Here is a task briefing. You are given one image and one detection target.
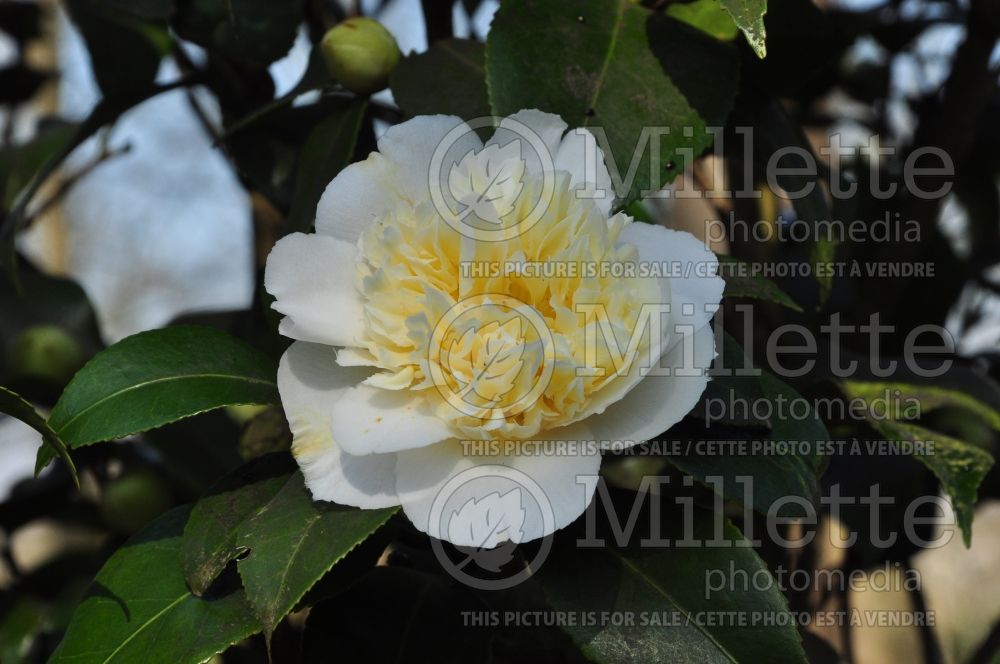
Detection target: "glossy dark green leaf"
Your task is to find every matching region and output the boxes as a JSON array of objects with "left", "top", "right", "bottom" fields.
[
  {"left": 841, "top": 380, "right": 997, "bottom": 546},
  {"left": 667, "top": 0, "right": 739, "bottom": 41},
  {"left": 693, "top": 331, "right": 768, "bottom": 429},
  {"left": 841, "top": 380, "right": 1000, "bottom": 430},
  {"left": 171, "top": 0, "right": 302, "bottom": 68},
  {"left": 540, "top": 509, "right": 806, "bottom": 663},
  {"left": 0, "top": 385, "right": 77, "bottom": 484},
  {"left": 234, "top": 471, "right": 397, "bottom": 636},
  {"left": 39, "top": 326, "right": 279, "bottom": 468},
  {"left": 390, "top": 39, "right": 490, "bottom": 121},
  {"left": 65, "top": 0, "right": 168, "bottom": 100},
  {"left": 182, "top": 459, "right": 397, "bottom": 634},
  {"left": 286, "top": 99, "right": 368, "bottom": 233},
  {"left": 743, "top": 98, "right": 833, "bottom": 305},
  {"left": 182, "top": 454, "right": 298, "bottom": 595},
  {"left": 671, "top": 372, "right": 826, "bottom": 516},
  {"left": 222, "top": 47, "right": 331, "bottom": 139},
  {"left": 868, "top": 419, "right": 992, "bottom": 547},
  {"left": 719, "top": 0, "right": 767, "bottom": 57},
  {"left": 716, "top": 254, "right": 802, "bottom": 311},
  {"left": 487, "top": 1, "right": 738, "bottom": 206},
  {"left": 50, "top": 507, "right": 260, "bottom": 664}
]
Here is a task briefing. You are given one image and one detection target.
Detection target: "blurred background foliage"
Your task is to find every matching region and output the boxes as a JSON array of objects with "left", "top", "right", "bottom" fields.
[{"left": 0, "top": 0, "right": 999, "bottom": 662}]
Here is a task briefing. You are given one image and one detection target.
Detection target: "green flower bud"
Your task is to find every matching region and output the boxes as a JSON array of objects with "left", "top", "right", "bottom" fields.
[
  {"left": 320, "top": 17, "right": 401, "bottom": 95},
  {"left": 9, "top": 324, "right": 84, "bottom": 384},
  {"left": 100, "top": 471, "right": 173, "bottom": 534}
]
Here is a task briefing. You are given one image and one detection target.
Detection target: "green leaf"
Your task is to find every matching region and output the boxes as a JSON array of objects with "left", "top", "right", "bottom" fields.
[
  {"left": 623, "top": 200, "right": 654, "bottom": 224},
  {"left": 39, "top": 326, "right": 279, "bottom": 468},
  {"left": 840, "top": 380, "right": 998, "bottom": 546},
  {"left": 65, "top": 0, "right": 167, "bottom": 100},
  {"left": 540, "top": 509, "right": 806, "bottom": 663},
  {"left": 746, "top": 99, "right": 833, "bottom": 305},
  {"left": 841, "top": 380, "right": 1000, "bottom": 430},
  {"left": 868, "top": 419, "right": 993, "bottom": 547},
  {"left": 0, "top": 385, "right": 78, "bottom": 484},
  {"left": 286, "top": 99, "right": 368, "bottom": 233},
  {"left": 671, "top": 372, "right": 826, "bottom": 516},
  {"left": 667, "top": 0, "right": 739, "bottom": 42},
  {"left": 171, "top": 0, "right": 302, "bottom": 68},
  {"left": 221, "top": 47, "right": 331, "bottom": 139},
  {"left": 718, "top": 0, "right": 767, "bottom": 58},
  {"left": 234, "top": 471, "right": 397, "bottom": 636},
  {"left": 182, "top": 458, "right": 397, "bottom": 635},
  {"left": 50, "top": 507, "right": 260, "bottom": 664},
  {"left": 486, "top": 2, "right": 738, "bottom": 206},
  {"left": 390, "top": 39, "right": 491, "bottom": 121},
  {"left": 693, "top": 330, "right": 768, "bottom": 429},
  {"left": 182, "top": 454, "right": 298, "bottom": 595},
  {"left": 716, "top": 254, "right": 802, "bottom": 311}
]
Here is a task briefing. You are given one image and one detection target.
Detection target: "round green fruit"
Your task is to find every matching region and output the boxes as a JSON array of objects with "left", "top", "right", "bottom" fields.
[
  {"left": 9, "top": 324, "right": 84, "bottom": 384},
  {"left": 320, "top": 18, "right": 402, "bottom": 95},
  {"left": 100, "top": 471, "right": 173, "bottom": 534}
]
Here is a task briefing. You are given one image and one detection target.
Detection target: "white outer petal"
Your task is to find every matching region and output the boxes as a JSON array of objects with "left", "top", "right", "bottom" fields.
[
  {"left": 618, "top": 223, "right": 724, "bottom": 339},
  {"left": 558, "top": 252, "right": 670, "bottom": 429},
  {"left": 278, "top": 342, "right": 398, "bottom": 508},
  {"left": 487, "top": 109, "right": 567, "bottom": 177},
  {"left": 264, "top": 232, "right": 366, "bottom": 347},
  {"left": 377, "top": 114, "right": 481, "bottom": 205},
  {"left": 394, "top": 422, "right": 601, "bottom": 545},
  {"left": 315, "top": 152, "right": 397, "bottom": 244},
  {"left": 330, "top": 384, "right": 453, "bottom": 456},
  {"left": 585, "top": 324, "right": 716, "bottom": 449},
  {"left": 316, "top": 115, "right": 481, "bottom": 242},
  {"left": 554, "top": 127, "right": 614, "bottom": 215}
]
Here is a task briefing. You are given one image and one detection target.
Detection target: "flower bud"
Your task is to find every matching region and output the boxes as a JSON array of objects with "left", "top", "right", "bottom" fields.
[
  {"left": 9, "top": 324, "right": 84, "bottom": 384},
  {"left": 100, "top": 471, "right": 173, "bottom": 534},
  {"left": 320, "top": 17, "right": 401, "bottom": 95}
]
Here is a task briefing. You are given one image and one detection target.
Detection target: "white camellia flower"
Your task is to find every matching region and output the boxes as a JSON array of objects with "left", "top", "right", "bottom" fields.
[{"left": 265, "top": 109, "right": 724, "bottom": 546}]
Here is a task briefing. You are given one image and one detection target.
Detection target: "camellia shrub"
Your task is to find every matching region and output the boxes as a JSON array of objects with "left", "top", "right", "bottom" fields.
[{"left": 1, "top": 0, "right": 1000, "bottom": 662}]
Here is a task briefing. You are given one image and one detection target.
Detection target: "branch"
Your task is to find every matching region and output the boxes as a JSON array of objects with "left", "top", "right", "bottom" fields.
[{"left": 25, "top": 140, "right": 132, "bottom": 224}]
